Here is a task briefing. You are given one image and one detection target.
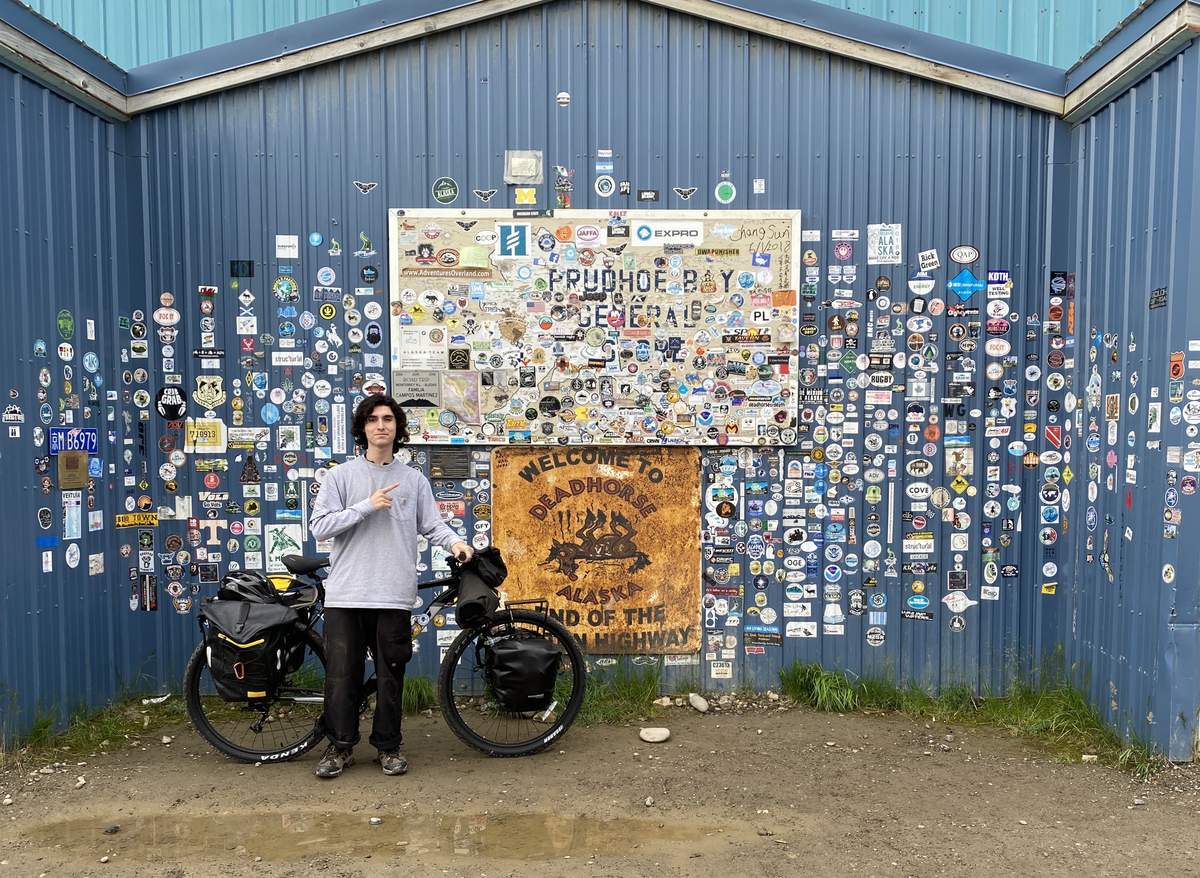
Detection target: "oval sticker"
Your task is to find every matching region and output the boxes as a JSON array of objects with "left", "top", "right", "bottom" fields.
[
  {"left": 906, "top": 482, "right": 932, "bottom": 500},
  {"left": 906, "top": 459, "right": 933, "bottom": 477},
  {"left": 950, "top": 245, "right": 980, "bottom": 264}
]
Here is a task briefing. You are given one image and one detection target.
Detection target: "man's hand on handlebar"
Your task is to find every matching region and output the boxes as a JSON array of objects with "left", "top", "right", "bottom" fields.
[{"left": 451, "top": 541, "right": 474, "bottom": 563}]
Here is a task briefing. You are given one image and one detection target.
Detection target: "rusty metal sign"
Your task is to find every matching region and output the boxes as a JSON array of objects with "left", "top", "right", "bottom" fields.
[{"left": 492, "top": 447, "right": 701, "bottom": 653}]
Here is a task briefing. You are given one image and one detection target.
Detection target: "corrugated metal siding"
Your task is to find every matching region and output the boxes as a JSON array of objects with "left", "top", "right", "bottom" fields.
[
  {"left": 124, "top": 0, "right": 1056, "bottom": 709},
  {"left": 8, "top": 0, "right": 1193, "bottom": 761},
  {"left": 1060, "top": 40, "right": 1200, "bottom": 759},
  {"left": 0, "top": 61, "right": 143, "bottom": 742},
  {"left": 20, "top": 0, "right": 1141, "bottom": 71}
]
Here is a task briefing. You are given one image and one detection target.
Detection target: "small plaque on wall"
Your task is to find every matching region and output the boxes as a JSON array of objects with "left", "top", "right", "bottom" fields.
[{"left": 428, "top": 447, "right": 471, "bottom": 480}]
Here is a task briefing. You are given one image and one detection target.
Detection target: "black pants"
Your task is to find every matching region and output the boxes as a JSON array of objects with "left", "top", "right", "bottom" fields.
[{"left": 321, "top": 607, "right": 413, "bottom": 752}]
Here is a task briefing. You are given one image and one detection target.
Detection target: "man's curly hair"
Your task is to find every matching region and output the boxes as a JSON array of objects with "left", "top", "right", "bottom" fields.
[{"left": 351, "top": 394, "right": 409, "bottom": 452}]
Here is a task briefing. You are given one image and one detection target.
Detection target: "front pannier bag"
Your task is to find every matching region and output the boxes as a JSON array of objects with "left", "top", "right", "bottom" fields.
[
  {"left": 454, "top": 547, "right": 508, "bottom": 627},
  {"left": 199, "top": 599, "right": 299, "bottom": 702}
]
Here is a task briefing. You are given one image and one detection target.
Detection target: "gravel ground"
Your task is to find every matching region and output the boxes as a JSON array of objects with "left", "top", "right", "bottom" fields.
[{"left": 2, "top": 696, "right": 1198, "bottom": 877}]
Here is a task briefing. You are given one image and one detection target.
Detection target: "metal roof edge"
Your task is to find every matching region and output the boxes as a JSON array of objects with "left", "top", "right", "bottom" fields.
[
  {"left": 123, "top": 0, "right": 485, "bottom": 94},
  {"left": 0, "top": 0, "right": 128, "bottom": 118},
  {"left": 1063, "top": 1, "right": 1200, "bottom": 123},
  {"left": 123, "top": 0, "right": 548, "bottom": 112},
  {"left": 2, "top": 0, "right": 1195, "bottom": 125},
  {"left": 1066, "top": 0, "right": 1195, "bottom": 87},
  {"left": 705, "top": 0, "right": 1067, "bottom": 95},
  {"left": 120, "top": 0, "right": 1066, "bottom": 115},
  {"left": 644, "top": 0, "right": 1065, "bottom": 113},
  {"left": 0, "top": 0, "right": 126, "bottom": 89}
]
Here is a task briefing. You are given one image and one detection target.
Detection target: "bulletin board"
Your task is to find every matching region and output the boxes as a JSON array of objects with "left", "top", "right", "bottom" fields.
[{"left": 388, "top": 209, "right": 801, "bottom": 445}]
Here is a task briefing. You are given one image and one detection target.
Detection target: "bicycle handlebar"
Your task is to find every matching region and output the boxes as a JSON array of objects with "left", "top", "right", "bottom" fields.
[{"left": 418, "top": 574, "right": 459, "bottom": 591}]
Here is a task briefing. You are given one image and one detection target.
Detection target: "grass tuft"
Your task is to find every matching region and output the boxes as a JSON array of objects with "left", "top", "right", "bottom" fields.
[
  {"left": 779, "top": 662, "right": 858, "bottom": 712},
  {"left": 779, "top": 661, "right": 1168, "bottom": 779},
  {"left": 0, "top": 693, "right": 189, "bottom": 773},
  {"left": 574, "top": 664, "right": 662, "bottom": 726},
  {"left": 402, "top": 676, "right": 437, "bottom": 715}
]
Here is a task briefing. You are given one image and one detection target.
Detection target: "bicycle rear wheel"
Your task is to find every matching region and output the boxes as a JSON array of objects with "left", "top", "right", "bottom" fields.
[
  {"left": 184, "top": 627, "right": 327, "bottom": 763},
  {"left": 438, "top": 609, "right": 586, "bottom": 757}
]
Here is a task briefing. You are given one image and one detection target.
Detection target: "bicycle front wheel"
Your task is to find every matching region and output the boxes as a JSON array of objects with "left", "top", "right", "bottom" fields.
[
  {"left": 438, "top": 609, "right": 586, "bottom": 757},
  {"left": 184, "top": 627, "right": 327, "bottom": 763}
]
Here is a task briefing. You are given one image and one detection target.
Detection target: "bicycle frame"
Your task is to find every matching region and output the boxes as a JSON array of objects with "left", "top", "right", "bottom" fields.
[
  {"left": 412, "top": 573, "right": 552, "bottom": 637},
  {"left": 412, "top": 575, "right": 460, "bottom": 637}
]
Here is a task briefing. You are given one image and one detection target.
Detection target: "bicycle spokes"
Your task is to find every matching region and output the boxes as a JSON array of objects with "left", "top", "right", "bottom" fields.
[
  {"left": 192, "top": 657, "right": 326, "bottom": 757},
  {"left": 440, "top": 613, "right": 585, "bottom": 754}
]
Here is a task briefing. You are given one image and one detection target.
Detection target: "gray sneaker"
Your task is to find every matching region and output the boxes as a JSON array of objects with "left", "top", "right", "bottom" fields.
[
  {"left": 314, "top": 744, "right": 354, "bottom": 779},
  {"left": 377, "top": 750, "right": 408, "bottom": 776}
]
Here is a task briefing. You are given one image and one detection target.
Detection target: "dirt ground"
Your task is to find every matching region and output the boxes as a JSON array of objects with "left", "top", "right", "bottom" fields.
[{"left": 2, "top": 701, "right": 1199, "bottom": 878}]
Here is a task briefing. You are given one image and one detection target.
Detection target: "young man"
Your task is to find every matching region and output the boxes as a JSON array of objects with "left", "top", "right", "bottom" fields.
[{"left": 309, "top": 394, "right": 472, "bottom": 779}]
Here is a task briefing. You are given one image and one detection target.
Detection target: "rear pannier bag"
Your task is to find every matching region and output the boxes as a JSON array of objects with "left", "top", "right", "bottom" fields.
[
  {"left": 483, "top": 633, "right": 563, "bottom": 713},
  {"left": 199, "top": 599, "right": 300, "bottom": 702}
]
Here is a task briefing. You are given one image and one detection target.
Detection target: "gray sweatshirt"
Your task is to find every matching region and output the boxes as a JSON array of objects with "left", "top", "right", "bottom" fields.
[{"left": 309, "top": 454, "right": 461, "bottom": 609}]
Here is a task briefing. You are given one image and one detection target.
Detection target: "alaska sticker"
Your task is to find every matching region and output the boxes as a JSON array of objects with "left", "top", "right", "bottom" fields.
[{"left": 431, "top": 176, "right": 459, "bottom": 205}]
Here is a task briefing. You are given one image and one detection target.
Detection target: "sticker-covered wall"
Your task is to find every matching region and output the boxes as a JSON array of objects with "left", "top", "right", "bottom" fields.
[
  {"left": 1058, "top": 40, "right": 1200, "bottom": 760},
  {"left": 0, "top": 62, "right": 145, "bottom": 739},
  {"left": 4, "top": 0, "right": 1196, "bottom": 760},
  {"left": 122, "top": 0, "right": 1057, "bottom": 709}
]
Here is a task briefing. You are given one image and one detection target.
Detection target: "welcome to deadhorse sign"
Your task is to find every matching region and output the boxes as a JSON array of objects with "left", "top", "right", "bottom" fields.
[{"left": 492, "top": 447, "right": 700, "bottom": 653}]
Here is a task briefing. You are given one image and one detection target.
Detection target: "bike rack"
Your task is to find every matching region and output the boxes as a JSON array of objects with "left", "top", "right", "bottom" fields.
[{"left": 501, "top": 597, "right": 550, "bottom": 615}]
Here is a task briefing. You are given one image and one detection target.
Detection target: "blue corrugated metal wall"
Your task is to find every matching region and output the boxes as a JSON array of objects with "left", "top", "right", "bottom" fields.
[
  {"left": 1059, "top": 39, "right": 1200, "bottom": 759},
  {"left": 0, "top": 61, "right": 146, "bottom": 741},
  {"left": 121, "top": 0, "right": 1056, "bottom": 709},
  {"left": 3, "top": 0, "right": 1196, "bottom": 761},
  {"left": 20, "top": 0, "right": 1141, "bottom": 71}
]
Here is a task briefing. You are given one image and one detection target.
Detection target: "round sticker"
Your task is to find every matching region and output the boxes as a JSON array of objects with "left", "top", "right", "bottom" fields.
[
  {"left": 714, "top": 180, "right": 736, "bottom": 205},
  {"left": 432, "top": 176, "right": 459, "bottom": 204}
]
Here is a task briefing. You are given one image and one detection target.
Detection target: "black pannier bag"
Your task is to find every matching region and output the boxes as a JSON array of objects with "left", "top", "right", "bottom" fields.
[
  {"left": 455, "top": 570, "right": 499, "bottom": 627},
  {"left": 454, "top": 547, "right": 508, "bottom": 627},
  {"left": 483, "top": 633, "right": 564, "bottom": 713},
  {"left": 199, "top": 599, "right": 300, "bottom": 702},
  {"left": 470, "top": 546, "right": 508, "bottom": 589}
]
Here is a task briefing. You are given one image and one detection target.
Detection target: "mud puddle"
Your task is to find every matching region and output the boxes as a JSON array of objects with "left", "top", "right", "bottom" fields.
[{"left": 25, "top": 811, "right": 725, "bottom": 861}]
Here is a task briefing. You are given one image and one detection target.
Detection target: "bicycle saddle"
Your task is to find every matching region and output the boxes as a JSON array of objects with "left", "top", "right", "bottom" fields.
[{"left": 282, "top": 554, "right": 330, "bottom": 575}]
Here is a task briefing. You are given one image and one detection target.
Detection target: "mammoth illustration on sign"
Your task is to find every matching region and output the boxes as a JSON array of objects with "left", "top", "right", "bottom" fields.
[{"left": 542, "top": 508, "right": 651, "bottom": 581}]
